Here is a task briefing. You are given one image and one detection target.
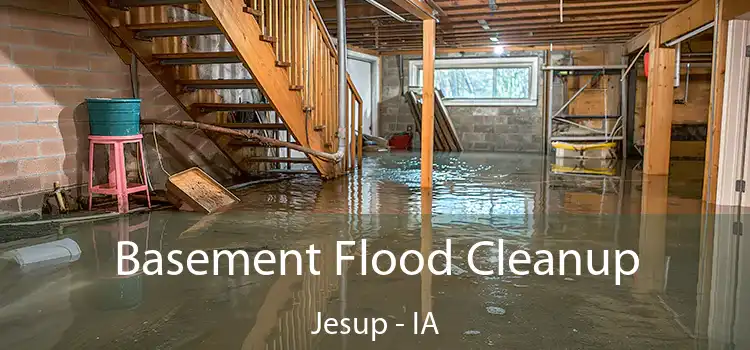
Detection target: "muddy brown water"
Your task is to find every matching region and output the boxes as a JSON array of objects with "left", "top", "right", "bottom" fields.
[{"left": 0, "top": 152, "right": 746, "bottom": 349}]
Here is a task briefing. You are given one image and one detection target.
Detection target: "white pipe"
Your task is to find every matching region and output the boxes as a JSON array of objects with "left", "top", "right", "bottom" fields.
[
  {"left": 3, "top": 238, "right": 81, "bottom": 270},
  {"left": 665, "top": 22, "right": 715, "bottom": 47}
]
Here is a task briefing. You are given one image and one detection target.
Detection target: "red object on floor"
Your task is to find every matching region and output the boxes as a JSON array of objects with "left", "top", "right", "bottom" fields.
[
  {"left": 388, "top": 132, "right": 413, "bottom": 150},
  {"left": 644, "top": 52, "right": 650, "bottom": 77},
  {"left": 88, "top": 134, "right": 151, "bottom": 214}
]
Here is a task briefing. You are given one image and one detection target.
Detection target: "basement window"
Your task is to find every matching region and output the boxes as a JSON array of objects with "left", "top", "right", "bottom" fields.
[{"left": 408, "top": 57, "right": 539, "bottom": 107}]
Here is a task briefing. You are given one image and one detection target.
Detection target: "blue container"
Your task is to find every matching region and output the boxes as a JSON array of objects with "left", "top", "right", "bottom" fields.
[{"left": 86, "top": 98, "right": 141, "bottom": 136}]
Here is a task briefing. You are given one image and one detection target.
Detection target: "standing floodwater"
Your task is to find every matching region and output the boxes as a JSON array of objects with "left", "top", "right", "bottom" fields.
[{"left": 0, "top": 152, "right": 744, "bottom": 349}]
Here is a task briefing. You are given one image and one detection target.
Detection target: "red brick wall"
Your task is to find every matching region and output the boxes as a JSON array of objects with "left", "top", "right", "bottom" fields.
[{"left": 0, "top": 4, "right": 240, "bottom": 218}]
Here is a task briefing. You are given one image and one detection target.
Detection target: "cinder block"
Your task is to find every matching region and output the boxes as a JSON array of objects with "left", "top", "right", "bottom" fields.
[
  {"left": 34, "top": 69, "right": 75, "bottom": 86},
  {"left": 33, "top": 30, "right": 74, "bottom": 51},
  {"left": 52, "top": 87, "right": 87, "bottom": 105},
  {"left": 0, "top": 106, "right": 37, "bottom": 122},
  {"left": 39, "top": 139, "right": 65, "bottom": 156},
  {"left": 55, "top": 52, "right": 90, "bottom": 70},
  {"left": 20, "top": 192, "right": 46, "bottom": 212},
  {"left": 0, "top": 66, "right": 35, "bottom": 85},
  {"left": 19, "top": 156, "right": 63, "bottom": 175},
  {"left": 0, "top": 197, "right": 20, "bottom": 213},
  {"left": 14, "top": 86, "right": 55, "bottom": 103},
  {"left": 0, "top": 142, "right": 39, "bottom": 160},
  {"left": 18, "top": 123, "right": 59, "bottom": 140},
  {"left": 0, "top": 27, "right": 35, "bottom": 45},
  {"left": 12, "top": 47, "right": 56, "bottom": 67},
  {"left": 0, "top": 176, "right": 42, "bottom": 197},
  {"left": 0, "top": 161, "right": 18, "bottom": 179},
  {"left": 37, "top": 105, "right": 68, "bottom": 121}
]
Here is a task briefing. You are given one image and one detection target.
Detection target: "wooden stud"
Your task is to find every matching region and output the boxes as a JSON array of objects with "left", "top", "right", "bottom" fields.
[
  {"left": 421, "top": 19, "right": 436, "bottom": 189},
  {"left": 703, "top": 7, "right": 728, "bottom": 204},
  {"left": 643, "top": 25, "right": 676, "bottom": 176},
  {"left": 357, "top": 95, "right": 363, "bottom": 168}
]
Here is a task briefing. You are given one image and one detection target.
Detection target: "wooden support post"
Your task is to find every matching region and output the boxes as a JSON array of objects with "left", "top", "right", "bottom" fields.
[
  {"left": 643, "top": 26, "right": 676, "bottom": 175},
  {"left": 634, "top": 175, "right": 668, "bottom": 293},
  {"left": 703, "top": 5, "right": 728, "bottom": 204},
  {"left": 420, "top": 19, "right": 436, "bottom": 189}
]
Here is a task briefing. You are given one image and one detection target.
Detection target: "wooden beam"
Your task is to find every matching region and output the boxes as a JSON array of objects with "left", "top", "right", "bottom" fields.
[
  {"left": 392, "top": 0, "right": 436, "bottom": 20},
  {"left": 626, "top": 28, "right": 651, "bottom": 53},
  {"left": 644, "top": 26, "right": 676, "bottom": 175},
  {"left": 627, "top": 0, "right": 717, "bottom": 54},
  {"left": 346, "top": 44, "right": 379, "bottom": 57},
  {"left": 421, "top": 19, "right": 436, "bottom": 189},
  {"left": 659, "top": 0, "right": 715, "bottom": 45},
  {"left": 703, "top": 2, "right": 728, "bottom": 204},
  {"left": 379, "top": 44, "right": 597, "bottom": 56},
  {"left": 723, "top": 0, "right": 750, "bottom": 20}
]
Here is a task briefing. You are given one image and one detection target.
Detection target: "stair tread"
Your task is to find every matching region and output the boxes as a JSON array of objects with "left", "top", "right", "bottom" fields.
[
  {"left": 213, "top": 123, "right": 286, "bottom": 129},
  {"left": 128, "top": 20, "right": 216, "bottom": 30},
  {"left": 193, "top": 103, "right": 275, "bottom": 111},
  {"left": 128, "top": 20, "right": 221, "bottom": 37},
  {"left": 248, "top": 157, "right": 311, "bottom": 163},
  {"left": 114, "top": 0, "right": 201, "bottom": 7},
  {"left": 177, "top": 79, "right": 258, "bottom": 89},
  {"left": 153, "top": 51, "right": 241, "bottom": 65}
]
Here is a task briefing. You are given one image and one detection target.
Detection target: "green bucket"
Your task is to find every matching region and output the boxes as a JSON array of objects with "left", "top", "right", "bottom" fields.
[{"left": 86, "top": 98, "right": 141, "bottom": 136}]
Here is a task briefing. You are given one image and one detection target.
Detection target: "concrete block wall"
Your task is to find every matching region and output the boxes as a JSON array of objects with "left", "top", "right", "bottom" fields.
[
  {"left": 378, "top": 51, "right": 546, "bottom": 153},
  {"left": 0, "top": 4, "right": 240, "bottom": 219}
]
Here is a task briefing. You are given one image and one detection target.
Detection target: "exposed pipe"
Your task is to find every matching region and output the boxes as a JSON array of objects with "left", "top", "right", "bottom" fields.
[
  {"left": 361, "top": 0, "right": 421, "bottom": 23},
  {"left": 336, "top": 0, "right": 348, "bottom": 159},
  {"left": 665, "top": 22, "right": 715, "bottom": 47},
  {"left": 675, "top": 42, "right": 682, "bottom": 87}
]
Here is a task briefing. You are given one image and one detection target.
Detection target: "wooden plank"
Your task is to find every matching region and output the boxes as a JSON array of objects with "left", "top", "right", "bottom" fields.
[
  {"left": 703, "top": 7, "right": 729, "bottom": 204},
  {"left": 421, "top": 18, "right": 436, "bottom": 189},
  {"left": 435, "top": 91, "right": 462, "bottom": 151},
  {"left": 626, "top": 28, "right": 651, "bottom": 54},
  {"left": 643, "top": 26, "right": 676, "bottom": 176},
  {"left": 177, "top": 79, "right": 258, "bottom": 89},
  {"left": 192, "top": 103, "right": 276, "bottom": 111}
]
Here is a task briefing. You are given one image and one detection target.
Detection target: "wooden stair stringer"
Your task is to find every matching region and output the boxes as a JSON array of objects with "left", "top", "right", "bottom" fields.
[
  {"left": 79, "top": 0, "right": 264, "bottom": 176},
  {"left": 199, "top": 0, "right": 334, "bottom": 178}
]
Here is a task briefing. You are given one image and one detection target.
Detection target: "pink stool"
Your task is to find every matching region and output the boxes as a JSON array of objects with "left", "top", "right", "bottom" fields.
[{"left": 88, "top": 134, "right": 151, "bottom": 213}]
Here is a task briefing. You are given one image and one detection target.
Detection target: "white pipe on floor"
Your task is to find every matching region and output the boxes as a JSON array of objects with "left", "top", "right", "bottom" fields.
[{"left": 3, "top": 238, "right": 81, "bottom": 269}]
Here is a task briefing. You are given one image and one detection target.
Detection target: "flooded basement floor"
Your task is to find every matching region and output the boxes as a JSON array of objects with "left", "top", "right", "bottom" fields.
[{"left": 0, "top": 152, "right": 747, "bottom": 349}]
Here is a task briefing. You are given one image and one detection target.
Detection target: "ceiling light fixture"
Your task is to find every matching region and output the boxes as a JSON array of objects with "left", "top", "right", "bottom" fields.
[
  {"left": 489, "top": 37, "right": 499, "bottom": 42},
  {"left": 478, "top": 19, "right": 491, "bottom": 31},
  {"left": 493, "top": 45, "right": 505, "bottom": 55}
]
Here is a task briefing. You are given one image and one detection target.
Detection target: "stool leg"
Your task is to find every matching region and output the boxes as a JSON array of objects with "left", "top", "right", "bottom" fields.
[
  {"left": 88, "top": 140, "right": 94, "bottom": 211},
  {"left": 138, "top": 140, "right": 151, "bottom": 209},
  {"left": 114, "top": 142, "right": 128, "bottom": 214},
  {"left": 108, "top": 144, "right": 117, "bottom": 189}
]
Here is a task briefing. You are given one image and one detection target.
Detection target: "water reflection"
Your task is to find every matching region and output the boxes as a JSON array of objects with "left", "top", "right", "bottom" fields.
[{"left": 0, "top": 152, "right": 745, "bottom": 349}]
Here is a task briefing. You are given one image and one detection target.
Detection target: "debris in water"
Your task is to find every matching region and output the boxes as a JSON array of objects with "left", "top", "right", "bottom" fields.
[
  {"left": 451, "top": 264, "right": 468, "bottom": 275},
  {"left": 512, "top": 284, "right": 529, "bottom": 288},
  {"left": 486, "top": 306, "right": 506, "bottom": 315},
  {"left": 564, "top": 277, "right": 576, "bottom": 282},
  {"left": 463, "top": 330, "right": 481, "bottom": 335},
  {"left": 388, "top": 315, "right": 397, "bottom": 320}
]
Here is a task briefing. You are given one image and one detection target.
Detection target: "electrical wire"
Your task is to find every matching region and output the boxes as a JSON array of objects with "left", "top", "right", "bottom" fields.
[{"left": 152, "top": 124, "right": 172, "bottom": 178}]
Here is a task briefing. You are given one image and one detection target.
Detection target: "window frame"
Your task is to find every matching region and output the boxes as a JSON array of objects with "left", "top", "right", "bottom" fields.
[{"left": 408, "top": 57, "right": 539, "bottom": 107}]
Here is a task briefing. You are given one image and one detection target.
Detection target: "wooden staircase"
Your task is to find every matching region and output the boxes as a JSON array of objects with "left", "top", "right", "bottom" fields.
[{"left": 79, "top": 0, "right": 363, "bottom": 178}]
